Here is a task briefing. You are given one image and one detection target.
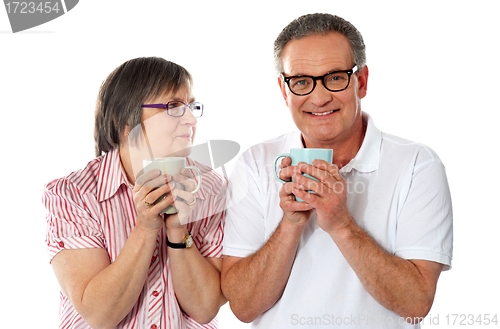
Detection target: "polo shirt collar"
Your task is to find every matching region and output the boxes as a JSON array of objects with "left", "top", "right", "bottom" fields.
[
  {"left": 281, "top": 111, "right": 381, "bottom": 173},
  {"left": 342, "top": 112, "right": 381, "bottom": 173}
]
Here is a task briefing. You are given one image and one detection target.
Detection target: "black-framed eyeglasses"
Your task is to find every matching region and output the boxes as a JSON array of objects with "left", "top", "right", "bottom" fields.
[
  {"left": 141, "top": 101, "right": 204, "bottom": 118},
  {"left": 282, "top": 65, "right": 358, "bottom": 96}
]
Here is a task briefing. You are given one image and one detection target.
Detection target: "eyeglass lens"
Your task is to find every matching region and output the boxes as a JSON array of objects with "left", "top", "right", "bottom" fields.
[{"left": 167, "top": 101, "right": 203, "bottom": 117}]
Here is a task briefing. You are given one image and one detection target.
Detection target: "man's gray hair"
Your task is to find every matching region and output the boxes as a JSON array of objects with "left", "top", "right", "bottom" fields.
[{"left": 273, "top": 13, "right": 366, "bottom": 74}]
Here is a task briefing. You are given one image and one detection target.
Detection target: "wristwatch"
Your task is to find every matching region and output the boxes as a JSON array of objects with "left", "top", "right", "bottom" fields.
[{"left": 166, "top": 231, "right": 193, "bottom": 249}]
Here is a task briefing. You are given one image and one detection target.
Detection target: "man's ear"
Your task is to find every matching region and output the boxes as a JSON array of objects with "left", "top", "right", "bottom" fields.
[
  {"left": 356, "top": 65, "right": 369, "bottom": 99},
  {"left": 277, "top": 76, "right": 289, "bottom": 107}
]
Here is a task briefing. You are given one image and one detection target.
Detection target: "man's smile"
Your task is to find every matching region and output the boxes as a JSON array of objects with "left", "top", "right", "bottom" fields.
[{"left": 307, "top": 109, "right": 339, "bottom": 116}]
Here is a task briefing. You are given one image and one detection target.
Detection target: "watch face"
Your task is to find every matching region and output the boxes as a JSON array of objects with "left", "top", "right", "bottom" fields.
[{"left": 185, "top": 236, "right": 193, "bottom": 248}]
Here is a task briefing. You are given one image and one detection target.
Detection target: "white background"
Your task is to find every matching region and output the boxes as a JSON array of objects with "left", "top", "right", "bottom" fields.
[{"left": 1, "top": 1, "right": 499, "bottom": 328}]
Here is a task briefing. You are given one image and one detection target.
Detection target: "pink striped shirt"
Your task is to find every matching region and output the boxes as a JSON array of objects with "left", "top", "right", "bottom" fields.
[{"left": 43, "top": 148, "right": 227, "bottom": 329}]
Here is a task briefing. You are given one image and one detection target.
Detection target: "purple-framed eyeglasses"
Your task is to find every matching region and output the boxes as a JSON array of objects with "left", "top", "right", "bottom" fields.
[{"left": 141, "top": 101, "right": 203, "bottom": 118}]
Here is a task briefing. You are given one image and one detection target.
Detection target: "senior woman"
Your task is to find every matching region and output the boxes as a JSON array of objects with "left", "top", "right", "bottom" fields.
[{"left": 43, "top": 57, "right": 227, "bottom": 329}]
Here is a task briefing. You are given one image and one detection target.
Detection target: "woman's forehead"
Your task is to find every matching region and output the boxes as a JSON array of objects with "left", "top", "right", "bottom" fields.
[{"left": 148, "top": 84, "right": 194, "bottom": 103}]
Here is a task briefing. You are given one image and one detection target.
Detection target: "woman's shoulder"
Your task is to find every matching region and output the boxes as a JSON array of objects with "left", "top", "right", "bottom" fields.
[{"left": 43, "top": 154, "right": 106, "bottom": 198}]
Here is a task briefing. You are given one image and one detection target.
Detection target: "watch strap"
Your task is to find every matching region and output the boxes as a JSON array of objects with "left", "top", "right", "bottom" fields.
[{"left": 166, "top": 231, "right": 192, "bottom": 249}]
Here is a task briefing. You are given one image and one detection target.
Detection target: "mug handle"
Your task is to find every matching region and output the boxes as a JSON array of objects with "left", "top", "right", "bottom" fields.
[
  {"left": 273, "top": 153, "right": 290, "bottom": 184},
  {"left": 184, "top": 166, "right": 202, "bottom": 194}
]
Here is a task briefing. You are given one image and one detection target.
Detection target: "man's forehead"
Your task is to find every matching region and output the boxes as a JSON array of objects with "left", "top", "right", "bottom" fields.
[{"left": 281, "top": 32, "right": 353, "bottom": 75}]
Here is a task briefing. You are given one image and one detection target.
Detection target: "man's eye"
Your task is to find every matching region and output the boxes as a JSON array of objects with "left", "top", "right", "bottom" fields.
[{"left": 291, "top": 78, "right": 312, "bottom": 89}]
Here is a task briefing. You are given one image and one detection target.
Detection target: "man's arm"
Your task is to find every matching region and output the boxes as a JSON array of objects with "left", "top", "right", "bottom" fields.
[
  {"left": 221, "top": 217, "right": 305, "bottom": 323},
  {"left": 330, "top": 217, "right": 443, "bottom": 321},
  {"left": 221, "top": 164, "right": 314, "bottom": 323},
  {"left": 293, "top": 160, "right": 444, "bottom": 322}
]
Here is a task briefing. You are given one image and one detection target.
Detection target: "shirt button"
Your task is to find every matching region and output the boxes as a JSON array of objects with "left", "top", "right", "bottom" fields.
[
  {"left": 151, "top": 325, "right": 157, "bottom": 329},
  {"left": 58, "top": 241, "right": 65, "bottom": 248},
  {"left": 152, "top": 291, "right": 159, "bottom": 297}
]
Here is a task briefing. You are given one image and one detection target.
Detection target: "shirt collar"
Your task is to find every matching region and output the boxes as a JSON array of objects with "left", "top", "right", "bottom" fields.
[
  {"left": 96, "top": 150, "right": 212, "bottom": 202},
  {"left": 97, "top": 148, "right": 132, "bottom": 202},
  {"left": 281, "top": 111, "right": 381, "bottom": 173},
  {"left": 341, "top": 112, "right": 381, "bottom": 173}
]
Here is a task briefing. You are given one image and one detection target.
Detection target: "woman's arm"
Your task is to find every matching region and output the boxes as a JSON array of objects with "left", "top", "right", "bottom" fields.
[
  {"left": 164, "top": 171, "right": 227, "bottom": 323},
  {"left": 51, "top": 169, "right": 174, "bottom": 329},
  {"left": 167, "top": 226, "right": 227, "bottom": 324},
  {"left": 51, "top": 226, "right": 160, "bottom": 329}
]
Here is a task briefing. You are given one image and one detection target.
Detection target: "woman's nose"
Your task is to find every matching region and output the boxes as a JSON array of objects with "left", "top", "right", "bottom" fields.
[{"left": 181, "top": 106, "right": 198, "bottom": 126}]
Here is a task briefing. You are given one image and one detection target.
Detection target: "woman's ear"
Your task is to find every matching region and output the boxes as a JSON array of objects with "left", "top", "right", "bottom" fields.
[{"left": 120, "top": 123, "right": 131, "bottom": 147}]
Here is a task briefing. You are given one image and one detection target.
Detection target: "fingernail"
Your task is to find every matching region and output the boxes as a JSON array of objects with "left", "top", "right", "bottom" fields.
[{"left": 169, "top": 182, "right": 175, "bottom": 189}]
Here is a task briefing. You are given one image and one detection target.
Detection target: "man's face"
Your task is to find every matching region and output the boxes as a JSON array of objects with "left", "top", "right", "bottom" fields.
[{"left": 279, "top": 32, "right": 368, "bottom": 148}]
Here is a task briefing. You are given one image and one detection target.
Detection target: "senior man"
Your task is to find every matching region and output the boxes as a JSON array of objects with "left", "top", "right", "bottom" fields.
[{"left": 221, "top": 13, "right": 453, "bottom": 328}]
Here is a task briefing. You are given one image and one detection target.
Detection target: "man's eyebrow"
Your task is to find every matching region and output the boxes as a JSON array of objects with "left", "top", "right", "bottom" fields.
[{"left": 289, "top": 67, "right": 352, "bottom": 77}]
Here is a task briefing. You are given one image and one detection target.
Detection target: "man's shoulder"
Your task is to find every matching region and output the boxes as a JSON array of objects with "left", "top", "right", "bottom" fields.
[{"left": 380, "top": 132, "right": 443, "bottom": 167}]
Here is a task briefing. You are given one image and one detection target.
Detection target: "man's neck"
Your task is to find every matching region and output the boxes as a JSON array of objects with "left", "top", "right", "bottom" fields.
[{"left": 302, "top": 121, "right": 367, "bottom": 169}]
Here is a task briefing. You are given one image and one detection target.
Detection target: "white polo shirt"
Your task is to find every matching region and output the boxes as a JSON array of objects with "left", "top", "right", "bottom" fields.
[{"left": 223, "top": 112, "right": 453, "bottom": 328}]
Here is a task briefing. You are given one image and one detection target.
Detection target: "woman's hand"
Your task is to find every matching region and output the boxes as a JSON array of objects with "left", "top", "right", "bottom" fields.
[
  {"left": 166, "top": 168, "right": 199, "bottom": 229},
  {"left": 133, "top": 169, "right": 175, "bottom": 232}
]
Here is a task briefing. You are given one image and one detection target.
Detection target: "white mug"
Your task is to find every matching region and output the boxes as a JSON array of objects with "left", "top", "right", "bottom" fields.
[{"left": 142, "top": 157, "right": 202, "bottom": 214}]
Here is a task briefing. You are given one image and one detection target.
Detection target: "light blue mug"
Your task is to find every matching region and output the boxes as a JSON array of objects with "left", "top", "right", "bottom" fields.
[{"left": 274, "top": 148, "right": 333, "bottom": 201}]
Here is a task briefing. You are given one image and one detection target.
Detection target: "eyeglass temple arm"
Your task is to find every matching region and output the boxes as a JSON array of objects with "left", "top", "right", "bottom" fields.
[{"left": 141, "top": 104, "right": 167, "bottom": 108}]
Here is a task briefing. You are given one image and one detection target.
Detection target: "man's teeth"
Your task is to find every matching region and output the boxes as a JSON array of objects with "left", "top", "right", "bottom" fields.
[{"left": 311, "top": 110, "right": 335, "bottom": 116}]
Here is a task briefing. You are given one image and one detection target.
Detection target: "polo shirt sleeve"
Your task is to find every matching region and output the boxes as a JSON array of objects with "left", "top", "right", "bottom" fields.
[
  {"left": 394, "top": 149, "right": 453, "bottom": 270},
  {"left": 43, "top": 178, "right": 106, "bottom": 263},
  {"left": 223, "top": 151, "right": 267, "bottom": 258}
]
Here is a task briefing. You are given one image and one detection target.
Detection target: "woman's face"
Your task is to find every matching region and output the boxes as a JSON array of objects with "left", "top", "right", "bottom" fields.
[{"left": 139, "top": 86, "right": 198, "bottom": 158}]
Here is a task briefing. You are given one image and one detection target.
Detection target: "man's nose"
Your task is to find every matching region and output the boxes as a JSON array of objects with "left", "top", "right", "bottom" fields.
[{"left": 309, "top": 80, "right": 334, "bottom": 107}]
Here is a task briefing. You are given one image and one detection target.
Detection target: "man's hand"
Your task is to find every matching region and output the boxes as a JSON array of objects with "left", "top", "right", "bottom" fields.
[
  {"left": 291, "top": 159, "right": 352, "bottom": 233},
  {"left": 277, "top": 157, "right": 314, "bottom": 226}
]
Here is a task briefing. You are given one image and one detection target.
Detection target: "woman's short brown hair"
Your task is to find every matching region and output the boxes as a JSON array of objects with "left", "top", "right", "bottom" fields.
[{"left": 94, "top": 57, "right": 192, "bottom": 156}]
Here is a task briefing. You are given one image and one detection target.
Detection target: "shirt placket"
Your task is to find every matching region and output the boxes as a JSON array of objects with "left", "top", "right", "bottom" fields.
[{"left": 146, "top": 235, "right": 164, "bottom": 329}]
